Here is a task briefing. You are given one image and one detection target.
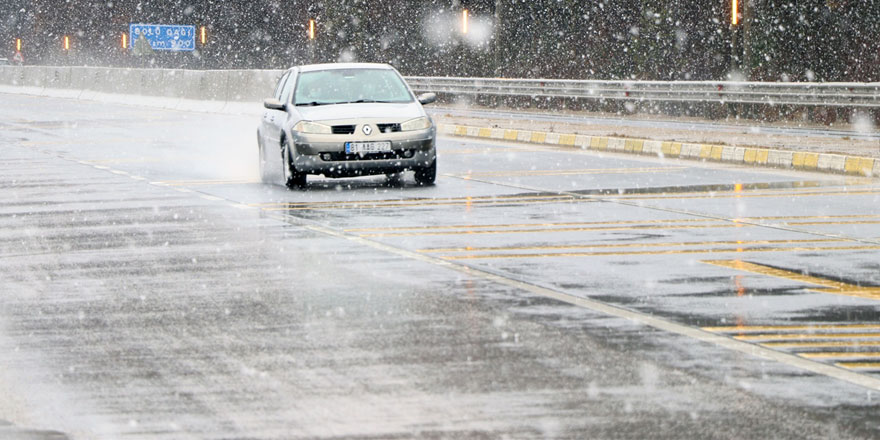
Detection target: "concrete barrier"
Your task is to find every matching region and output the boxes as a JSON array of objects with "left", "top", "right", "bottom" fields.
[
  {"left": 77, "top": 68, "right": 109, "bottom": 101},
  {"left": 44, "top": 66, "right": 80, "bottom": 98},
  {"left": 0, "top": 66, "right": 278, "bottom": 116},
  {"left": 133, "top": 68, "right": 177, "bottom": 108},
  {"left": 185, "top": 70, "right": 232, "bottom": 112},
  {"left": 66, "top": 67, "right": 90, "bottom": 99},
  {"left": 223, "top": 69, "right": 282, "bottom": 114},
  {"left": 174, "top": 70, "right": 201, "bottom": 111},
  {"left": 93, "top": 68, "right": 132, "bottom": 104},
  {"left": 10, "top": 66, "right": 46, "bottom": 96},
  {"left": 0, "top": 66, "right": 14, "bottom": 85}
]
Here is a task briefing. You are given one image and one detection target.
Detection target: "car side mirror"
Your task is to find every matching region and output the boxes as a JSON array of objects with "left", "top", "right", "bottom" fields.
[
  {"left": 264, "top": 98, "right": 286, "bottom": 110},
  {"left": 417, "top": 93, "right": 437, "bottom": 105}
]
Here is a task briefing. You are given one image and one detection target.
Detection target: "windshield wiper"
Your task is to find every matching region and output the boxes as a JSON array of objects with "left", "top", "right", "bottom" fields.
[{"left": 295, "top": 100, "right": 399, "bottom": 106}]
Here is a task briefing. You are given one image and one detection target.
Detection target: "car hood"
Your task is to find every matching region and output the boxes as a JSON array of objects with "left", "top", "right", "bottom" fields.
[{"left": 295, "top": 102, "right": 424, "bottom": 122}]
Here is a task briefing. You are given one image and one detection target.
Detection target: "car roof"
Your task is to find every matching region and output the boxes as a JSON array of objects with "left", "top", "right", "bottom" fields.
[{"left": 294, "top": 63, "right": 394, "bottom": 73}]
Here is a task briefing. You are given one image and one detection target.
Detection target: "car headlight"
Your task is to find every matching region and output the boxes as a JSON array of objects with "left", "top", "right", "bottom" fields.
[
  {"left": 400, "top": 117, "right": 432, "bottom": 131},
  {"left": 293, "top": 121, "right": 332, "bottom": 134}
]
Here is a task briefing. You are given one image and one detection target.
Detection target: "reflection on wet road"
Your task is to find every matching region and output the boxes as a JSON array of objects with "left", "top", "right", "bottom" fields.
[{"left": 2, "top": 93, "right": 880, "bottom": 439}]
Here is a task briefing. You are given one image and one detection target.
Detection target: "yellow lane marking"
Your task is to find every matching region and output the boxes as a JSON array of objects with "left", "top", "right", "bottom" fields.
[
  {"left": 703, "top": 260, "right": 880, "bottom": 300},
  {"left": 836, "top": 362, "right": 880, "bottom": 369},
  {"left": 358, "top": 223, "right": 740, "bottom": 238},
  {"left": 735, "top": 333, "right": 880, "bottom": 341},
  {"left": 260, "top": 197, "right": 591, "bottom": 212},
  {"left": 703, "top": 324, "right": 880, "bottom": 333},
  {"left": 609, "top": 188, "right": 880, "bottom": 200},
  {"left": 747, "top": 214, "right": 880, "bottom": 221},
  {"left": 277, "top": 206, "right": 880, "bottom": 389},
  {"left": 762, "top": 341, "right": 880, "bottom": 348},
  {"left": 346, "top": 214, "right": 880, "bottom": 234},
  {"left": 19, "top": 137, "right": 151, "bottom": 146},
  {"left": 800, "top": 352, "right": 880, "bottom": 359},
  {"left": 85, "top": 157, "right": 164, "bottom": 165},
  {"left": 440, "top": 245, "right": 880, "bottom": 260},
  {"left": 708, "top": 326, "right": 880, "bottom": 367},
  {"left": 420, "top": 238, "right": 842, "bottom": 254},
  {"left": 583, "top": 180, "right": 876, "bottom": 198},
  {"left": 251, "top": 194, "right": 571, "bottom": 208},
  {"left": 152, "top": 178, "right": 258, "bottom": 186},
  {"left": 455, "top": 167, "right": 685, "bottom": 178},
  {"left": 346, "top": 218, "right": 720, "bottom": 232},
  {"left": 285, "top": 216, "right": 880, "bottom": 391},
  {"left": 786, "top": 220, "right": 880, "bottom": 226},
  {"left": 262, "top": 199, "right": 582, "bottom": 211}
]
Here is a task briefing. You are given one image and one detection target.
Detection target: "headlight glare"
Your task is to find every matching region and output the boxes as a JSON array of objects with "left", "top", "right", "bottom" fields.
[
  {"left": 400, "top": 117, "right": 432, "bottom": 131},
  {"left": 293, "top": 121, "right": 332, "bottom": 134}
]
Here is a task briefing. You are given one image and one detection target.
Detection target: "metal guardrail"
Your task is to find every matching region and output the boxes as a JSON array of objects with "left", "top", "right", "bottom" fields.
[{"left": 405, "top": 77, "right": 880, "bottom": 108}]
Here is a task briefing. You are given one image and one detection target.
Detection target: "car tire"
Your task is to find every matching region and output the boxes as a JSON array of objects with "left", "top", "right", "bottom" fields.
[
  {"left": 282, "top": 138, "right": 307, "bottom": 189},
  {"left": 413, "top": 159, "right": 436, "bottom": 186}
]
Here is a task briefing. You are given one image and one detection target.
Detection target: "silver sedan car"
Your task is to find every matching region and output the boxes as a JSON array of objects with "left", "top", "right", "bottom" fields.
[{"left": 257, "top": 63, "right": 437, "bottom": 188}]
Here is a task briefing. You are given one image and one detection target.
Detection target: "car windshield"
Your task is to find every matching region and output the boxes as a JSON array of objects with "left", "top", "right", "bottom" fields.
[{"left": 293, "top": 68, "right": 413, "bottom": 106}]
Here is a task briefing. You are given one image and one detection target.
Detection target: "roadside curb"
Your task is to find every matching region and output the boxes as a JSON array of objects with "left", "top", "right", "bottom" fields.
[{"left": 438, "top": 123, "right": 879, "bottom": 178}]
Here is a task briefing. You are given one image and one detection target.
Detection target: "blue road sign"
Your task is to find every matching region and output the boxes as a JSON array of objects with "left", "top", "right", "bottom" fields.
[{"left": 129, "top": 24, "right": 196, "bottom": 52}]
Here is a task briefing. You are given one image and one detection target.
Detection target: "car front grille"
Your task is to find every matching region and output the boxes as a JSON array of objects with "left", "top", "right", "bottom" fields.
[
  {"left": 331, "top": 125, "right": 356, "bottom": 135},
  {"left": 377, "top": 123, "right": 401, "bottom": 133}
]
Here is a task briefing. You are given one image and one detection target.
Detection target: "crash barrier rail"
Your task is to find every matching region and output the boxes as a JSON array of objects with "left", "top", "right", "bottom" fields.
[
  {"left": 2, "top": 66, "right": 879, "bottom": 112},
  {"left": 405, "top": 77, "right": 880, "bottom": 108}
]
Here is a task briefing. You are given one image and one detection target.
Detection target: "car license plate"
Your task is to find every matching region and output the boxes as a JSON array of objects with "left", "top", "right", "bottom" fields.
[{"left": 346, "top": 141, "right": 392, "bottom": 154}]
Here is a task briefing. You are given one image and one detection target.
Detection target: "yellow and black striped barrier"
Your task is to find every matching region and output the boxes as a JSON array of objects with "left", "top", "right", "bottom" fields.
[{"left": 439, "top": 124, "right": 879, "bottom": 177}]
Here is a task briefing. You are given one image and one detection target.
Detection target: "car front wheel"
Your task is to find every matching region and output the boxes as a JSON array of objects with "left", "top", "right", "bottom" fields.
[
  {"left": 283, "top": 138, "right": 307, "bottom": 189},
  {"left": 413, "top": 159, "right": 436, "bottom": 186}
]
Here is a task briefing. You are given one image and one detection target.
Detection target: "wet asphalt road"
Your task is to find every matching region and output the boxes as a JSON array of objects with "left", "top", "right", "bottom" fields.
[{"left": 1, "top": 93, "right": 880, "bottom": 439}]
